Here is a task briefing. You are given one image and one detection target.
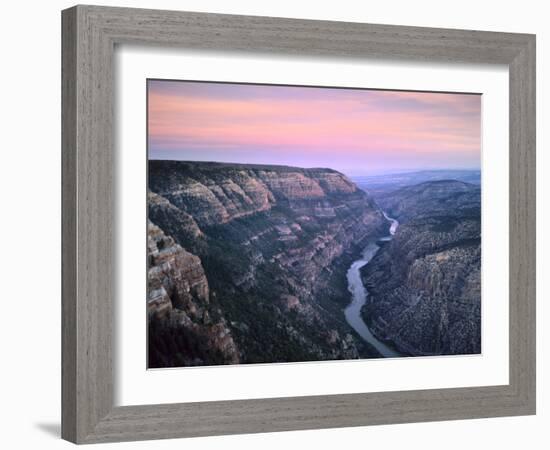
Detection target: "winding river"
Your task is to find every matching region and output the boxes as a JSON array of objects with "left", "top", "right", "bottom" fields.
[{"left": 344, "top": 213, "right": 401, "bottom": 358}]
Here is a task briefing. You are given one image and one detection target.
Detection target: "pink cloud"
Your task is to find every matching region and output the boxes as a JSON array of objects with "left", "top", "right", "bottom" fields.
[{"left": 147, "top": 81, "right": 481, "bottom": 171}]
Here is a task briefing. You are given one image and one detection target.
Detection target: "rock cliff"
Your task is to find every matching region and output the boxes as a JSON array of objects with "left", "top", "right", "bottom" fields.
[
  {"left": 361, "top": 180, "right": 481, "bottom": 356},
  {"left": 148, "top": 160, "right": 388, "bottom": 365},
  {"left": 147, "top": 222, "right": 239, "bottom": 367}
]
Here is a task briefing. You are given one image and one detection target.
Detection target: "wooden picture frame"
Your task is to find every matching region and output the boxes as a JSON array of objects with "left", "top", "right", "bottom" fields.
[{"left": 62, "top": 5, "right": 536, "bottom": 444}]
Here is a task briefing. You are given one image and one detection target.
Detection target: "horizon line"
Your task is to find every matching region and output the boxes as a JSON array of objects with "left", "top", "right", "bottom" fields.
[{"left": 148, "top": 158, "right": 481, "bottom": 175}]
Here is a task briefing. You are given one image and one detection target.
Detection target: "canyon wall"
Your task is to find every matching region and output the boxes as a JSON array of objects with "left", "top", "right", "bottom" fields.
[
  {"left": 148, "top": 222, "right": 239, "bottom": 367},
  {"left": 361, "top": 180, "right": 481, "bottom": 356},
  {"left": 148, "top": 160, "right": 388, "bottom": 366}
]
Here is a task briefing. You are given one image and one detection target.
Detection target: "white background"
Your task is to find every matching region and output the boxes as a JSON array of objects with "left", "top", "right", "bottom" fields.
[
  {"left": 116, "top": 48, "right": 509, "bottom": 405},
  {"left": 0, "top": 0, "right": 547, "bottom": 449}
]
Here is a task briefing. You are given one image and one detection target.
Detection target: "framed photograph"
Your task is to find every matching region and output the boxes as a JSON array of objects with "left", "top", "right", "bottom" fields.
[{"left": 62, "top": 5, "right": 536, "bottom": 444}]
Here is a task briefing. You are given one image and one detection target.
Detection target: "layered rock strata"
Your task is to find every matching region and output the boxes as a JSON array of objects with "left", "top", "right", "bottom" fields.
[
  {"left": 361, "top": 180, "right": 481, "bottom": 356},
  {"left": 148, "top": 222, "right": 239, "bottom": 367},
  {"left": 148, "top": 160, "right": 388, "bottom": 366}
]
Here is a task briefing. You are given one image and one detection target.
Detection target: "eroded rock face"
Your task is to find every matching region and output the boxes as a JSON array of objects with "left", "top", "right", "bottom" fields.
[
  {"left": 149, "top": 162, "right": 276, "bottom": 227},
  {"left": 361, "top": 180, "right": 481, "bottom": 356},
  {"left": 147, "top": 222, "right": 239, "bottom": 367},
  {"left": 148, "top": 160, "right": 388, "bottom": 365},
  {"left": 148, "top": 222, "right": 209, "bottom": 314}
]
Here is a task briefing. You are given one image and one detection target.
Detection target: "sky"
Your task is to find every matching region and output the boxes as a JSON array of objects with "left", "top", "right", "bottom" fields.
[{"left": 147, "top": 79, "right": 481, "bottom": 176}]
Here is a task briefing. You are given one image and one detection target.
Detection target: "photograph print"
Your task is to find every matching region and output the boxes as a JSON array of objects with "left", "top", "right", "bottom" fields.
[{"left": 146, "top": 79, "right": 482, "bottom": 368}]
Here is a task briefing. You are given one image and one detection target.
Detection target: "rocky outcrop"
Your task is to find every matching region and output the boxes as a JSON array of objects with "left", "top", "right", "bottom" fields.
[
  {"left": 148, "top": 160, "right": 388, "bottom": 365},
  {"left": 148, "top": 192, "right": 206, "bottom": 255},
  {"left": 361, "top": 180, "right": 481, "bottom": 356},
  {"left": 147, "top": 222, "right": 239, "bottom": 367},
  {"left": 148, "top": 222, "right": 209, "bottom": 316}
]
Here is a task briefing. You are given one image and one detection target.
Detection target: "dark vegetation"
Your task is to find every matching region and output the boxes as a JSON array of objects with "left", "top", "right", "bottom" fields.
[{"left": 148, "top": 315, "right": 228, "bottom": 368}]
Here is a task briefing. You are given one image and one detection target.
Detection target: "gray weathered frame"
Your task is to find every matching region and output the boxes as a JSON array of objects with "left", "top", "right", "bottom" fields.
[{"left": 61, "top": 4, "right": 536, "bottom": 444}]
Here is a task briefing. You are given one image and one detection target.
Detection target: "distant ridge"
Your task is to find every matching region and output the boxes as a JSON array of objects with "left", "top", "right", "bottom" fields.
[
  {"left": 351, "top": 169, "right": 481, "bottom": 198},
  {"left": 149, "top": 159, "right": 339, "bottom": 174},
  {"left": 391, "top": 179, "right": 476, "bottom": 193}
]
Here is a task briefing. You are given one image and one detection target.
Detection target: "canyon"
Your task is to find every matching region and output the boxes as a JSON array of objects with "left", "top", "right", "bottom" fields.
[
  {"left": 361, "top": 180, "right": 481, "bottom": 356},
  {"left": 148, "top": 160, "right": 388, "bottom": 366},
  {"left": 147, "top": 161, "right": 482, "bottom": 366}
]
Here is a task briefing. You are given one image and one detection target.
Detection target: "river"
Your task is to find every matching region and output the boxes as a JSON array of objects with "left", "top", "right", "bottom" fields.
[{"left": 344, "top": 213, "right": 401, "bottom": 358}]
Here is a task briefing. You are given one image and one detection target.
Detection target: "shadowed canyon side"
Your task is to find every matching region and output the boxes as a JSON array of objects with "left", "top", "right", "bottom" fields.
[
  {"left": 147, "top": 160, "right": 389, "bottom": 367},
  {"left": 360, "top": 180, "right": 482, "bottom": 356},
  {"left": 147, "top": 223, "right": 239, "bottom": 367}
]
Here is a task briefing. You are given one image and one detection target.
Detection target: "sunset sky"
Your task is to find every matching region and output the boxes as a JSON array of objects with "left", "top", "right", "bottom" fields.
[{"left": 147, "top": 80, "right": 481, "bottom": 175}]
